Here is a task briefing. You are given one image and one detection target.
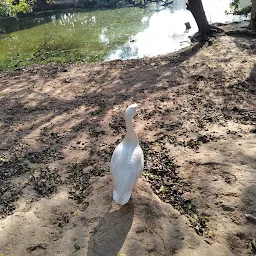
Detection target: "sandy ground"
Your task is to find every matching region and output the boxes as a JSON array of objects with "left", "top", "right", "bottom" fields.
[{"left": 0, "top": 23, "right": 256, "bottom": 255}]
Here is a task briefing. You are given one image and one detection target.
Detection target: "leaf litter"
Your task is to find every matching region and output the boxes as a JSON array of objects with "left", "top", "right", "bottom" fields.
[{"left": 141, "top": 140, "right": 211, "bottom": 236}]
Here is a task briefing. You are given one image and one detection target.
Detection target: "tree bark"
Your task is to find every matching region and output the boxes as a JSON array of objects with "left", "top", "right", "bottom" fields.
[
  {"left": 249, "top": 0, "right": 256, "bottom": 31},
  {"left": 186, "top": 0, "right": 211, "bottom": 34},
  {"left": 33, "top": 0, "right": 48, "bottom": 11}
]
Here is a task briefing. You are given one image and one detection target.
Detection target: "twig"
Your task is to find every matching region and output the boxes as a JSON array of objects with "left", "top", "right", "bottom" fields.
[
  {"left": 33, "top": 33, "right": 64, "bottom": 57},
  {"left": 245, "top": 213, "right": 256, "bottom": 223},
  {"left": 14, "top": 33, "right": 64, "bottom": 68}
]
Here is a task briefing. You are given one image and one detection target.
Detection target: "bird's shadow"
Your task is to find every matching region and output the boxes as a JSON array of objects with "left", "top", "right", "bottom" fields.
[{"left": 87, "top": 201, "right": 134, "bottom": 256}]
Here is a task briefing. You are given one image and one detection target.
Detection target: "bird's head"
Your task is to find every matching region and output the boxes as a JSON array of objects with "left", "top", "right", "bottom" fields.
[{"left": 125, "top": 103, "right": 138, "bottom": 118}]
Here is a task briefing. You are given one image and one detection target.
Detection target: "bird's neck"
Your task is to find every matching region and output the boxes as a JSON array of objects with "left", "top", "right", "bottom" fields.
[{"left": 125, "top": 116, "right": 138, "bottom": 143}]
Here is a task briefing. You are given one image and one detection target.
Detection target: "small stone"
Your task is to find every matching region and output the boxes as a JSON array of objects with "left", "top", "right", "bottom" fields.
[
  {"left": 221, "top": 204, "right": 235, "bottom": 212},
  {"left": 245, "top": 213, "right": 256, "bottom": 223},
  {"left": 135, "top": 226, "right": 147, "bottom": 234},
  {"left": 185, "top": 22, "right": 191, "bottom": 30},
  {"left": 236, "top": 232, "right": 246, "bottom": 240},
  {"left": 74, "top": 244, "right": 80, "bottom": 250}
]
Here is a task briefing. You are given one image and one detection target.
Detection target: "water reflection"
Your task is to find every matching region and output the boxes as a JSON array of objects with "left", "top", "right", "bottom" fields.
[
  {"left": 107, "top": 0, "right": 248, "bottom": 60},
  {"left": 99, "top": 28, "right": 110, "bottom": 45},
  {"left": 56, "top": 12, "right": 96, "bottom": 26}
]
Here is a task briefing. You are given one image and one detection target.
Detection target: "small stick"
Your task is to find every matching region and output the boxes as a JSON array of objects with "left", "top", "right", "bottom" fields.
[{"left": 245, "top": 213, "right": 256, "bottom": 223}]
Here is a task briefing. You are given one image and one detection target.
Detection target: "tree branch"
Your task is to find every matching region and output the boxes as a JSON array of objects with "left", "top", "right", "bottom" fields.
[
  {"left": 14, "top": 33, "right": 64, "bottom": 68},
  {"left": 33, "top": 33, "right": 64, "bottom": 57}
]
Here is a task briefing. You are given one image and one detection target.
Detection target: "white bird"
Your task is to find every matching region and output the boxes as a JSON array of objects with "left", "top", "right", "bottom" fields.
[{"left": 110, "top": 103, "right": 144, "bottom": 205}]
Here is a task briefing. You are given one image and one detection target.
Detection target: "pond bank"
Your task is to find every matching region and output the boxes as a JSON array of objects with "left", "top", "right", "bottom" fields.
[
  {"left": 34, "top": 0, "right": 127, "bottom": 10},
  {"left": 0, "top": 2, "right": 248, "bottom": 72},
  {"left": 0, "top": 25, "right": 256, "bottom": 256}
]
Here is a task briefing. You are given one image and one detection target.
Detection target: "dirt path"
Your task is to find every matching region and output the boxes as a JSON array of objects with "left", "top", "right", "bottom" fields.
[{"left": 0, "top": 26, "right": 255, "bottom": 255}]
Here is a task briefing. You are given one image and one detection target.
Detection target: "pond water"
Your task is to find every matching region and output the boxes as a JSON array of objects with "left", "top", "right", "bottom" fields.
[{"left": 0, "top": 0, "right": 249, "bottom": 70}]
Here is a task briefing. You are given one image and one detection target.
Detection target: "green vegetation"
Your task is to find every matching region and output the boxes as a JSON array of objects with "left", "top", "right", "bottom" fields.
[
  {"left": 0, "top": 0, "right": 34, "bottom": 17},
  {"left": 0, "top": 8, "right": 147, "bottom": 71},
  {"left": 0, "top": 0, "right": 55, "bottom": 17},
  {"left": 229, "top": 0, "right": 251, "bottom": 16}
]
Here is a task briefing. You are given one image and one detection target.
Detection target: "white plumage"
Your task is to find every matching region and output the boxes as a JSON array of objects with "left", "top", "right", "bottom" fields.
[{"left": 110, "top": 103, "right": 144, "bottom": 205}]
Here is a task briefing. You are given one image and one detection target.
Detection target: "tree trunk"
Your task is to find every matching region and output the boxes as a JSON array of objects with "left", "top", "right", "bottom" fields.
[
  {"left": 33, "top": 0, "right": 48, "bottom": 11},
  {"left": 249, "top": 0, "right": 256, "bottom": 31},
  {"left": 186, "top": 0, "right": 211, "bottom": 34}
]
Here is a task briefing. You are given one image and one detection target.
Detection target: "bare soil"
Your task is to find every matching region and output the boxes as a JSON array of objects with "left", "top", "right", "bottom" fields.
[{"left": 0, "top": 23, "right": 255, "bottom": 256}]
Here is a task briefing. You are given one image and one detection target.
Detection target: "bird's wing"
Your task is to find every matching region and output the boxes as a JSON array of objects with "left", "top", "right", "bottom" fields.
[
  {"left": 110, "top": 142, "right": 144, "bottom": 195},
  {"left": 131, "top": 145, "right": 144, "bottom": 181},
  {"left": 110, "top": 142, "right": 125, "bottom": 188},
  {"left": 110, "top": 142, "right": 123, "bottom": 174}
]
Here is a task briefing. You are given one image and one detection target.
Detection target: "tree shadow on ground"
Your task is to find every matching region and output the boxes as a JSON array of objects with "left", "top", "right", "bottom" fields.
[
  {"left": 228, "top": 33, "right": 256, "bottom": 58},
  {"left": 0, "top": 36, "right": 253, "bottom": 217},
  {"left": 227, "top": 153, "right": 256, "bottom": 255},
  {"left": 0, "top": 36, "right": 255, "bottom": 255}
]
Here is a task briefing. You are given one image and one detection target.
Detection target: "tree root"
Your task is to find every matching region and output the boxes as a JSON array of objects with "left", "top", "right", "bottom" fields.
[
  {"left": 190, "top": 25, "right": 224, "bottom": 42},
  {"left": 225, "top": 29, "right": 256, "bottom": 37}
]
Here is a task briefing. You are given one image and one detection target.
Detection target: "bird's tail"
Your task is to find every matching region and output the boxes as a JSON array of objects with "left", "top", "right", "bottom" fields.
[{"left": 113, "top": 190, "right": 131, "bottom": 205}]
